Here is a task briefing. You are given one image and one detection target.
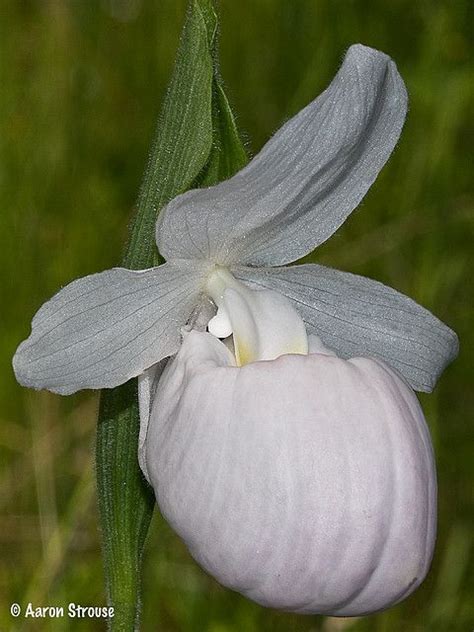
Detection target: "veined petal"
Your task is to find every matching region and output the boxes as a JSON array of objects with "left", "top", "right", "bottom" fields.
[
  {"left": 13, "top": 261, "right": 206, "bottom": 394},
  {"left": 145, "top": 330, "right": 436, "bottom": 615},
  {"left": 157, "top": 44, "right": 407, "bottom": 266},
  {"left": 234, "top": 264, "right": 459, "bottom": 392}
]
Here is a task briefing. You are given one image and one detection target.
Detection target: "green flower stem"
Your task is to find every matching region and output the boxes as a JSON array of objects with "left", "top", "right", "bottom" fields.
[{"left": 96, "top": 1, "right": 247, "bottom": 630}]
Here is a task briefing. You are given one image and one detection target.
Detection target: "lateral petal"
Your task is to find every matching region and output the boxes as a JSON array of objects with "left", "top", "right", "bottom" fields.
[
  {"left": 157, "top": 44, "right": 407, "bottom": 266},
  {"left": 13, "top": 261, "right": 205, "bottom": 394},
  {"left": 234, "top": 264, "right": 458, "bottom": 392}
]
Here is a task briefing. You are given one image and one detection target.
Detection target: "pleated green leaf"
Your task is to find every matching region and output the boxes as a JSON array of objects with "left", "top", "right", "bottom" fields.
[
  {"left": 96, "top": 1, "right": 247, "bottom": 630},
  {"left": 198, "top": 81, "right": 248, "bottom": 186}
]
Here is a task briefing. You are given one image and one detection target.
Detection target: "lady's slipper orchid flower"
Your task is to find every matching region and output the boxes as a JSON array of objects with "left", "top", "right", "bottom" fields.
[{"left": 13, "top": 45, "right": 458, "bottom": 615}]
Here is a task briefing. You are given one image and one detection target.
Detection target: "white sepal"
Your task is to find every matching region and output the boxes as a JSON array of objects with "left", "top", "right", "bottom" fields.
[{"left": 157, "top": 45, "right": 407, "bottom": 267}]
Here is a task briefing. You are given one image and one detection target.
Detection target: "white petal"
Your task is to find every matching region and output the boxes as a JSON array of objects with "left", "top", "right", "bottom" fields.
[
  {"left": 157, "top": 44, "right": 407, "bottom": 266},
  {"left": 145, "top": 330, "right": 436, "bottom": 615},
  {"left": 13, "top": 261, "right": 206, "bottom": 394},
  {"left": 234, "top": 264, "right": 458, "bottom": 392}
]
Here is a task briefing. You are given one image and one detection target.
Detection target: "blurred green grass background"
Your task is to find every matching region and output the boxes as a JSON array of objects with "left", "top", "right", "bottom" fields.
[{"left": 0, "top": 1, "right": 472, "bottom": 630}]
